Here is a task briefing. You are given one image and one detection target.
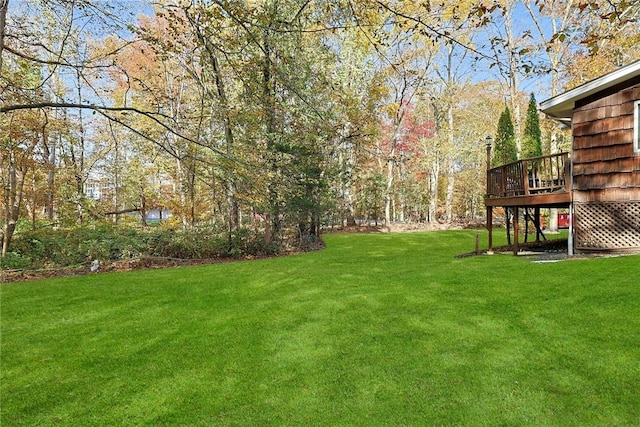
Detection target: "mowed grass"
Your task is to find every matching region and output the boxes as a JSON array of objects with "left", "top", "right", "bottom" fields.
[{"left": 1, "top": 230, "right": 639, "bottom": 426}]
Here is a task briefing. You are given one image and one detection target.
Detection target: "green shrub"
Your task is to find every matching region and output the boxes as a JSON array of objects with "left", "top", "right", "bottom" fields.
[
  {"left": 228, "top": 228, "right": 272, "bottom": 256},
  {"left": 3, "top": 222, "right": 283, "bottom": 270},
  {"left": 0, "top": 252, "right": 32, "bottom": 270}
]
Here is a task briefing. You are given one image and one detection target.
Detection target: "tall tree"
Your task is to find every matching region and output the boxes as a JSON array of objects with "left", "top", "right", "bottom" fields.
[
  {"left": 0, "top": 0, "right": 7, "bottom": 71},
  {"left": 1, "top": 111, "right": 42, "bottom": 256},
  {"left": 481, "top": 0, "right": 528, "bottom": 155},
  {"left": 329, "top": 25, "right": 380, "bottom": 227},
  {"left": 493, "top": 106, "right": 517, "bottom": 167},
  {"left": 1, "top": 30, "right": 48, "bottom": 254},
  {"left": 522, "top": 93, "right": 542, "bottom": 159}
]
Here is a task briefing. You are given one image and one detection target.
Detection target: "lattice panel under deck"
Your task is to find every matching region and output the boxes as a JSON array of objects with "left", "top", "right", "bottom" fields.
[{"left": 575, "top": 201, "right": 640, "bottom": 250}]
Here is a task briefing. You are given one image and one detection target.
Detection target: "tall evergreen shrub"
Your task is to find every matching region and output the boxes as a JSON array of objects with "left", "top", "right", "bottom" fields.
[
  {"left": 492, "top": 106, "right": 518, "bottom": 167},
  {"left": 522, "top": 93, "right": 543, "bottom": 159}
]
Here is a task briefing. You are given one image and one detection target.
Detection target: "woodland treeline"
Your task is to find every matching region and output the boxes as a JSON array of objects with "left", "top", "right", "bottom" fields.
[{"left": 1, "top": 0, "right": 639, "bottom": 260}]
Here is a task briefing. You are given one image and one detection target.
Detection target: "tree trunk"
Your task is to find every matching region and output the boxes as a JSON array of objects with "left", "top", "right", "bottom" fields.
[
  {"left": 398, "top": 159, "right": 406, "bottom": 223},
  {"left": 40, "top": 114, "right": 56, "bottom": 222},
  {"left": 45, "top": 138, "right": 56, "bottom": 221},
  {"left": 0, "top": 0, "right": 8, "bottom": 72},
  {"left": 444, "top": 88, "right": 456, "bottom": 223},
  {"left": 2, "top": 153, "right": 26, "bottom": 257},
  {"left": 139, "top": 187, "right": 148, "bottom": 227},
  {"left": 445, "top": 160, "right": 455, "bottom": 223},
  {"left": 186, "top": 8, "right": 240, "bottom": 237},
  {"left": 189, "top": 161, "right": 196, "bottom": 226},
  {"left": 548, "top": 208, "right": 558, "bottom": 232},
  {"left": 340, "top": 139, "right": 357, "bottom": 227},
  {"left": 428, "top": 155, "right": 440, "bottom": 224},
  {"left": 504, "top": 0, "right": 522, "bottom": 154},
  {"left": 384, "top": 142, "right": 396, "bottom": 229},
  {"left": 263, "top": 22, "right": 280, "bottom": 247},
  {"left": 208, "top": 38, "right": 238, "bottom": 232},
  {"left": 175, "top": 158, "right": 188, "bottom": 229},
  {"left": 113, "top": 139, "right": 119, "bottom": 225},
  {"left": 30, "top": 172, "right": 37, "bottom": 229}
]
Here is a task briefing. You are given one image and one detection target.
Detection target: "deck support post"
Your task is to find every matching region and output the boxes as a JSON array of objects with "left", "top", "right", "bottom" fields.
[
  {"left": 535, "top": 207, "right": 541, "bottom": 242},
  {"left": 513, "top": 207, "right": 519, "bottom": 255},
  {"left": 568, "top": 204, "right": 574, "bottom": 256},
  {"left": 505, "top": 208, "right": 511, "bottom": 245},
  {"left": 486, "top": 206, "right": 493, "bottom": 253}
]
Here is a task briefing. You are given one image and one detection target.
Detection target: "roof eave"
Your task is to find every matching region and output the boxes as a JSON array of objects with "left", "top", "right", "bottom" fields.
[{"left": 539, "top": 60, "right": 640, "bottom": 123}]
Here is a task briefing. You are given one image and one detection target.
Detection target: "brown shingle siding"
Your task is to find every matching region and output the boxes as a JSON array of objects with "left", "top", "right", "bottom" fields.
[
  {"left": 573, "top": 137, "right": 634, "bottom": 161},
  {"left": 574, "top": 187, "right": 640, "bottom": 203},
  {"left": 571, "top": 80, "right": 637, "bottom": 194},
  {"left": 619, "top": 86, "right": 640, "bottom": 103},
  {"left": 574, "top": 172, "right": 637, "bottom": 190},
  {"left": 573, "top": 130, "right": 633, "bottom": 150},
  {"left": 602, "top": 115, "right": 633, "bottom": 132},
  {"left": 574, "top": 158, "right": 635, "bottom": 176},
  {"left": 619, "top": 100, "right": 636, "bottom": 115},
  {"left": 573, "top": 107, "right": 606, "bottom": 122}
]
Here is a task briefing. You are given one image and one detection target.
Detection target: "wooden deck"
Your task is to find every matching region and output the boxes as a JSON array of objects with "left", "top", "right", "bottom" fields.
[
  {"left": 484, "top": 153, "right": 573, "bottom": 255},
  {"left": 484, "top": 153, "right": 572, "bottom": 207}
]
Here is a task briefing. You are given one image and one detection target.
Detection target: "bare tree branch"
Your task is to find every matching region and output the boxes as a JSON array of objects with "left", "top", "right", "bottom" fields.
[
  {"left": 1, "top": 101, "right": 241, "bottom": 163},
  {"left": 374, "top": 1, "right": 499, "bottom": 65}
]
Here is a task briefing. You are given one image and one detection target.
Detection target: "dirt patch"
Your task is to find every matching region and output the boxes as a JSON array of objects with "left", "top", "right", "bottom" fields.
[
  {"left": 456, "top": 239, "right": 636, "bottom": 262},
  {"left": 456, "top": 238, "right": 569, "bottom": 259},
  {"left": 0, "top": 257, "right": 233, "bottom": 284}
]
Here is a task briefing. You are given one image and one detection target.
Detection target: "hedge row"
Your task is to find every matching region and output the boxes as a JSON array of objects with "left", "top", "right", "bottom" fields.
[{"left": 1, "top": 224, "right": 275, "bottom": 270}]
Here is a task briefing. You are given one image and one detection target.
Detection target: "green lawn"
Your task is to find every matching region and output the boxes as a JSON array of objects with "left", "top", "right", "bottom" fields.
[{"left": 2, "top": 230, "right": 639, "bottom": 426}]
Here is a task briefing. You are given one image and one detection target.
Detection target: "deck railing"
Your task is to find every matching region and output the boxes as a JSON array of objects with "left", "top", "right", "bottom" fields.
[{"left": 486, "top": 152, "right": 570, "bottom": 198}]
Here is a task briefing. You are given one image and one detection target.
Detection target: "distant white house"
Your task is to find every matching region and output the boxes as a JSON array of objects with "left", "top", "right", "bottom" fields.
[
  {"left": 145, "top": 208, "right": 172, "bottom": 222},
  {"left": 83, "top": 172, "right": 113, "bottom": 201},
  {"left": 83, "top": 169, "right": 174, "bottom": 223}
]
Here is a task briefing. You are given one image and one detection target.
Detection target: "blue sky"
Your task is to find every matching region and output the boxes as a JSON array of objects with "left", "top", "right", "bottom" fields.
[{"left": 7, "top": 0, "right": 567, "bottom": 101}]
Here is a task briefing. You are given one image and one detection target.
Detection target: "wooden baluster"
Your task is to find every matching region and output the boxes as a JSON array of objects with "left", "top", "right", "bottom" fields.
[
  {"left": 564, "top": 153, "right": 570, "bottom": 190},
  {"left": 523, "top": 159, "right": 529, "bottom": 196}
]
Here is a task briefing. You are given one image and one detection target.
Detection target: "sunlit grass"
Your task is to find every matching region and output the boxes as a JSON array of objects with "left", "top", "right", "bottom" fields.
[{"left": 2, "top": 230, "right": 639, "bottom": 425}]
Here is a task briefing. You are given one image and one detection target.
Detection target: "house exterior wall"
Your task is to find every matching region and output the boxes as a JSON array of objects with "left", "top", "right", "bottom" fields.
[{"left": 571, "top": 77, "right": 640, "bottom": 251}]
